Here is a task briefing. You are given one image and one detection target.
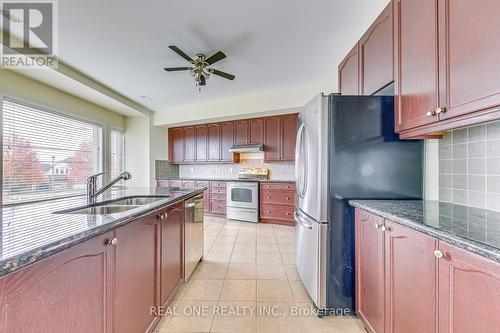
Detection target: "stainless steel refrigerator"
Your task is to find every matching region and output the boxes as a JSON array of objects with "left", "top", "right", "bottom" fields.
[{"left": 294, "top": 93, "right": 423, "bottom": 313}]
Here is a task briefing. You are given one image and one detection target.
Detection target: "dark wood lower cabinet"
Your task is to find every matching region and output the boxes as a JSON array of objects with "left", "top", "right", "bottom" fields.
[
  {"left": 438, "top": 242, "right": 500, "bottom": 333},
  {"left": 115, "top": 215, "right": 158, "bottom": 333},
  {"left": 384, "top": 220, "right": 437, "bottom": 333},
  {"left": 160, "top": 202, "right": 184, "bottom": 306},
  {"left": 0, "top": 232, "right": 115, "bottom": 333},
  {"left": 356, "top": 208, "right": 500, "bottom": 333},
  {"left": 355, "top": 210, "right": 385, "bottom": 333},
  {"left": 0, "top": 203, "right": 186, "bottom": 333}
]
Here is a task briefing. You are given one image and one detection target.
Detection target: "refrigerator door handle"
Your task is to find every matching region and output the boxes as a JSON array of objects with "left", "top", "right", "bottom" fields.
[
  {"left": 294, "top": 211, "right": 312, "bottom": 229},
  {"left": 295, "top": 123, "right": 307, "bottom": 198}
]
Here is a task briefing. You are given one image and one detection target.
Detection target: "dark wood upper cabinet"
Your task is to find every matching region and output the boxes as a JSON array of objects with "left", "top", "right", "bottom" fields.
[
  {"left": 248, "top": 118, "right": 264, "bottom": 144},
  {"left": 355, "top": 209, "right": 385, "bottom": 333},
  {"left": 159, "top": 202, "right": 183, "bottom": 306},
  {"left": 115, "top": 216, "right": 158, "bottom": 333},
  {"left": 394, "top": 0, "right": 439, "bottom": 132},
  {"left": 183, "top": 126, "right": 196, "bottom": 162},
  {"left": 195, "top": 125, "right": 207, "bottom": 162},
  {"left": 360, "top": 2, "right": 393, "bottom": 95},
  {"left": 280, "top": 114, "right": 297, "bottom": 160},
  {"left": 264, "top": 116, "right": 281, "bottom": 162},
  {"left": 438, "top": 0, "right": 500, "bottom": 122},
  {"left": 207, "top": 123, "right": 220, "bottom": 161},
  {"left": 168, "top": 127, "right": 184, "bottom": 163},
  {"left": 220, "top": 121, "right": 234, "bottom": 161},
  {"left": 384, "top": 220, "right": 438, "bottom": 333},
  {"left": 234, "top": 120, "right": 249, "bottom": 145},
  {"left": 0, "top": 232, "right": 115, "bottom": 333},
  {"left": 339, "top": 44, "right": 360, "bottom": 95}
]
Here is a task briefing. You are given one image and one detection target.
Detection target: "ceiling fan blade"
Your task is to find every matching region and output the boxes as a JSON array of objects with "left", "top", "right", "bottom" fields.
[
  {"left": 210, "top": 69, "right": 235, "bottom": 80},
  {"left": 205, "top": 51, "right": 226, "bottom": 65},
  {"left": 164, "top": 66, "right": 193, "bottom": 72},
  {"left": 168, "top": 45, "right": 194, "bottom": 63}
]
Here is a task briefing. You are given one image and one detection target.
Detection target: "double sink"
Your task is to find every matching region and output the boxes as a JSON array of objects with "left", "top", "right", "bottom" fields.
[{"left": 54, "top": 195, "right": 171, "bottom": 215}]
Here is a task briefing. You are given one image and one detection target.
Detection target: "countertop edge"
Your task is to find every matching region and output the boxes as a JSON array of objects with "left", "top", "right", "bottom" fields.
[
  {"left": 0, "top": 189, "right": 204, "bottom": 278},
  {"left": 156, "top": 177, "right": 295, "bottom": 183},
  {"left": 349, "top": 200, "right": 500, "bottom": 264}
]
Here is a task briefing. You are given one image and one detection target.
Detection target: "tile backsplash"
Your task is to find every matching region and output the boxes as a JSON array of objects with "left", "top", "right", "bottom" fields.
[
  {"left": 178, "top": 159, "right": 295, "bottom": 181},
  {"left": 155, "top": 160, "right": 179, "bottom": 179},
  {"left": 438, "top": 121, "right": 500, "bottom": 211}
]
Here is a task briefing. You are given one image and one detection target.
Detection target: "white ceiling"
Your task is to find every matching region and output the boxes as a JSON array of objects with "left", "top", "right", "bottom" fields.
[{"left": 56, "top": 0, "right": 389, "bottom": 115}]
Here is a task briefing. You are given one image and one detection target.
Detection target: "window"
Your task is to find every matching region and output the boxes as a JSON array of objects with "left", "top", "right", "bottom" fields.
[
  {"left": 110, "top": 127, "right": 125, "bottom": 185},
  {"left": 2, "top": 98, "right": 102, "bottom": 204}
]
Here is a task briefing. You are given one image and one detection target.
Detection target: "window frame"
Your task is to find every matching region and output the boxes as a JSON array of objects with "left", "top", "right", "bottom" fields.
[
  {"left": 109, "top": 125, "right": 126, "bottom": 187},
  {"left": 0, "top": 93, "right": 107, "bottom": 207}
]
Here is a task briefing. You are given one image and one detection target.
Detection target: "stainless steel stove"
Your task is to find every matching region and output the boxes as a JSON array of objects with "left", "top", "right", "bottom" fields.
[{"left": 226, "top": 168, "right": 268, "bottom": 223}]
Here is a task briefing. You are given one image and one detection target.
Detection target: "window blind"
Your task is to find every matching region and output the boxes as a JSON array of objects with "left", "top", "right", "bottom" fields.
[
  {"left": 2, "top": 98, "right": 103, "bottom": 204},
  {"left": 110, "top": 127, "right": 125, "bottom": 184}
]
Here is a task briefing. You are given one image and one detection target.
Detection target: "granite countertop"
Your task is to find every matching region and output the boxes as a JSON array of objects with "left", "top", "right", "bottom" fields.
[
  {"left": 0, "top": 187, "right": 204, "bottom": 277},
  {"left": 349, "top": 200, "right": 500, "bottom": 263},
  {"left": 156, "top": 177, "right": 295, "bottom": 183}
]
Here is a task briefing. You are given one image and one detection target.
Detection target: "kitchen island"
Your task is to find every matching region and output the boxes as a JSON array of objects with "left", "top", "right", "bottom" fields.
[{"left": 0, "top": 187, "right": 204, "bottom": 333}]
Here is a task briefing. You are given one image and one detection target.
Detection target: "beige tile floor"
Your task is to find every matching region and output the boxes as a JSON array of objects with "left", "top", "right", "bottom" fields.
[{"left": 154, "top": 216, "right": 365, "bottom": 333}]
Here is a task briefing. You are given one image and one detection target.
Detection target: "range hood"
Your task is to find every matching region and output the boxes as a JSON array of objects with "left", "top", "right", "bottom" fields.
[{"left": 228, "top": 144, "right": 264, "bottom": 153}]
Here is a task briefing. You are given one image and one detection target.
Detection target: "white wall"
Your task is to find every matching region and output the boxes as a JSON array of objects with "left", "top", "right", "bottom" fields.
[
  {"left": 154, "top": 82, "right": 334, "bottom": 126},
  {"left": 125, "top": 115, "right": 167, "bottom": 187}
]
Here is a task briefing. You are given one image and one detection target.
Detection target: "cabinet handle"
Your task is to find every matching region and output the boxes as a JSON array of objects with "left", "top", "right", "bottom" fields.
[
  {"left": 380, "top": 225, "right": 391, "bottom": 232},
  {"left": 434, "top": 250, "right": 447, "bottom": 259},
  {"left": 160, "top": 213, "right": 165, "bottom": 220},
  {"left": 267, "top": 196, "right": 271, "bottom": 199},
  {"left": 105, "top": 238, "right": 118, "bottom": 246},
  {"left": 435, "top": 107, "right": 446, "bottom": 115},
  {"left": 286, "top": 197, "right": 290, "bottom": 200},
  {"left": 426, "top": 110, "right": 437, "bottom": 117},
  {"left": 374, "top": 223, "right": 381, "bottom": 229}
]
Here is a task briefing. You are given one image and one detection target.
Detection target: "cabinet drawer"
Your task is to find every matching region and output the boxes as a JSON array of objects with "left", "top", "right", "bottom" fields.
[
  {"left": 210, "top": 181, "right": 226, "bottom": 188},
  {"left": 260, "top": 205, "right": 294, "bottom": 221},
  {"left": 210, "top": 202, "right": 226, "bottom": 214},
  {"left": 210, "top": 187, "right": 226, "bottom": 194},
  {"left": 157, "top": 180, "right": 170, "bottom": 187},
  {"left": 260, "top": 183, "right": 295, "bottom": 191},
  {"left": 260, "top": 189, "right": 295, "bottom": 206},
  {"left": 210, "top": 194, "right": 226, "bottom": 201}
]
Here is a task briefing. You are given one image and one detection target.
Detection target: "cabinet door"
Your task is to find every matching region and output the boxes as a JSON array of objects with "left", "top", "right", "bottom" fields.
[
  {"left": 160, "top": 202, "right": 183, "bottom": 306},
  {"left": 181, "top": 180, "right": 196, "bottom": 188},
  {"left": 439, "top": 0, "right": 500, "bottom": 121},
  {"left": 248, "top": 118, "right": 264, "bottom": 144},
  {"left": 207, "top": 123, "right": 221, "bottom": 161},
  {"left": 394, "top": 0, "right": 439, "bottom": 131},
  {"left": 360, "top": 2, "right": 393, "bottom": 95},
  {"left": 195, "top": 125, "right": 207, "bottom": 162},
  {"left": 184, "top": 126, "right": 196, "bottom": 162},
  {"left": 263, "top": 116, "right": 281, "bottom": 162},
  {"left": 338, "top": 44, "right": 360, "bottom": 95},
  {"left": 438, "top": 242, "right": 500, "bottom": 333},
  {"left": 115, "top": 217, "right": 158, "bottom": 333},
  {"left": 0, "top": 232, "right": 115, "bottom": 333},
  {"left": 196, "top": 181, "right": 210, "bottom": 213},
  {"left": 220, "top": 122, "right": 234, "bottom": 161},
  {"left": 355, "top": 209, "right": 385, "bottom": 333},
  {"left": 384, "top": 220, "right": 437, "bottom": 333},
  {"left": 234, "top": 120, "right": 249, "bottom": 145},
  {"left": 169, "top": 127, "right": 184, "bottom": 163},
  {"left": 280, "top": 114, "right": 297, "bottom": 160}
]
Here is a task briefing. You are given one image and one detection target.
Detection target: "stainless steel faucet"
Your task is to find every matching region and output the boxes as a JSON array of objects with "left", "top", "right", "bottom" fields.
[{"left": 86, "top": 171, "right": 132, "bottom": 203}]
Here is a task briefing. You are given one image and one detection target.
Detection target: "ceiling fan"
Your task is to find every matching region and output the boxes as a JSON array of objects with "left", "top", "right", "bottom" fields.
[{"left": 164, "top": 45, "right": 236, "bottom": 88}]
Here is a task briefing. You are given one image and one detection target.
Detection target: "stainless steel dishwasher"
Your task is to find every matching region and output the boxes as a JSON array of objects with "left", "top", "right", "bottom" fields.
[{"left": 184, "top": 194, "right": 204, "bottom": 281}]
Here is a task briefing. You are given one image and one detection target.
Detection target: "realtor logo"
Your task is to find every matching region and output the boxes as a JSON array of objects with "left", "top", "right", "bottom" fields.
[{"left": 1, "top": 0, "right": 58, "bottom": 68}]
